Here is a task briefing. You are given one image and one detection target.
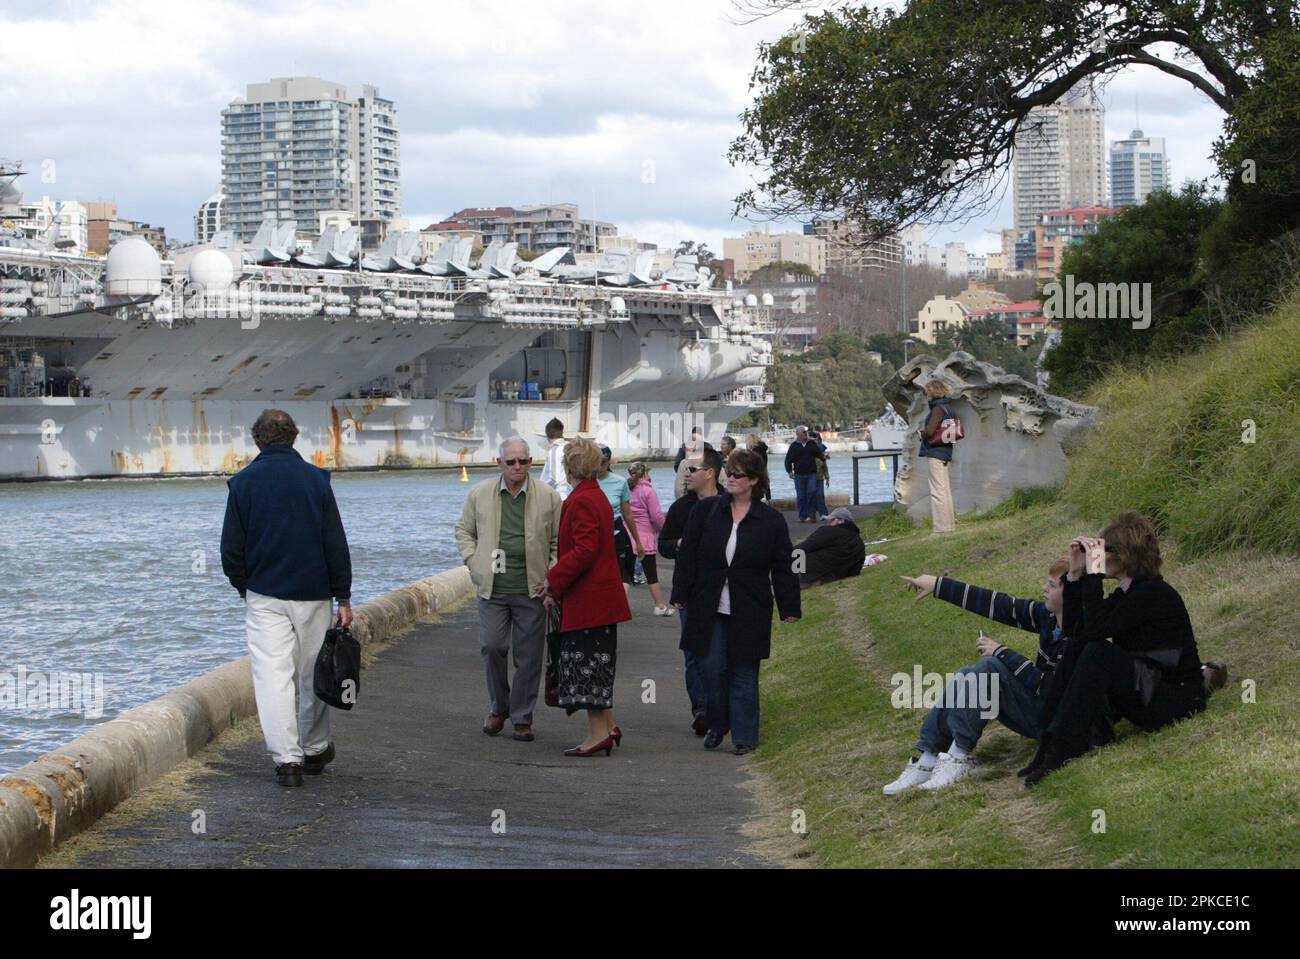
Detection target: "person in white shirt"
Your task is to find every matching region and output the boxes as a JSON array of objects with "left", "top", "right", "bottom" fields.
[{"left": 539, "top": 417, "right": 570, "bottom": 500}]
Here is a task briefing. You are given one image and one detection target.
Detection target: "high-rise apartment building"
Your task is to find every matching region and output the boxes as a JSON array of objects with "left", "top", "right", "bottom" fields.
[
  {"left": 1012, "top": 81, "right": 1106, "bottom": 231},
  {"left": 220, "top": 77, "right": 400, "bottom": 241},
  {"left": 1109, "top": 129, "right": 1170, "bottom": 207}
]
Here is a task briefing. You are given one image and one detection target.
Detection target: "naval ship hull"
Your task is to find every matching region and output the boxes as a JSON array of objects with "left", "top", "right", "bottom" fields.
[{"left": 0, "top": 251, "right": 774, "bottom": 480}]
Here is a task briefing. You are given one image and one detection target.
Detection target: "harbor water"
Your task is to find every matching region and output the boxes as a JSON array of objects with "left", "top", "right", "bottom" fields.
[{"left": 0, "top": 453, "right": 894, "bottom": 772}]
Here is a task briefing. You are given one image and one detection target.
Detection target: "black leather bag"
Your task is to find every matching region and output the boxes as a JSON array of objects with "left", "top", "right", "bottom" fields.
[
  {"left": 544, "top": 604, "right": 563, "bottom": 707},
  {"left": 313, "top": 624, "right": 362, "bottom": 710}
]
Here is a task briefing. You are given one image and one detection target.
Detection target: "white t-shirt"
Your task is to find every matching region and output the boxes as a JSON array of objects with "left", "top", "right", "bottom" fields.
[
  {"left": 540, "top": 438, "right": 570, "bottom": 500},
  {"left": 717, "top": 520, "right": 739, "bottom": 614}
]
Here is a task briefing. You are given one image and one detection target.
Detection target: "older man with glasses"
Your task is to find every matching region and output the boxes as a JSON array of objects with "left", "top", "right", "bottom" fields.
[{"left": 454, "top": 437, "right": 563, "bottom": 742}]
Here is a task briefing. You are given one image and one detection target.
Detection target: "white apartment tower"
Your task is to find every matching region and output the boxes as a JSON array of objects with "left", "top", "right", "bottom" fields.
[
  {"left": 1110, "top": 130, "right": 1170, "bottom": 207},
  {"left": 220, "top": 77, "right": 401, "bottom": 241},
  {"left": 1012, "top": 81, "right": 1106, "bottom": 231},
  {"left": 194, "top": 191, "right": 224, "bottom": 243}
]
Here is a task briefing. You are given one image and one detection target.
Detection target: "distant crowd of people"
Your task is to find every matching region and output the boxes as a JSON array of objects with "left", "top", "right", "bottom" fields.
[{"left": 219, "top": 397, "right": 1221, "bottom": 794}]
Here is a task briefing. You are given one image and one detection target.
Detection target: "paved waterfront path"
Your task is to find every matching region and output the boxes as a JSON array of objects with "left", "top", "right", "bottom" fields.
[{"left": 49, "top": 504, "right": 881, "bottom": 869}]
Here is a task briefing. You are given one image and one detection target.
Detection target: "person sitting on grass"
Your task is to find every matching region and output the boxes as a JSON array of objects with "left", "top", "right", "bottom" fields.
[
  {"left": 797, "top": 507, "right": 865, "bottom": 588},
  {"left": 885, "top": 558, "right": 1072, "bottom": 794},
  {"left": 1023, "top": 511, "right": 1208, "bottom": 787}
]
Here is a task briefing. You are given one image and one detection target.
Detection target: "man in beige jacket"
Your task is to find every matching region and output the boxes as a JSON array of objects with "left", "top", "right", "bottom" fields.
[{"left": 454, "top": 437, "right": 563, "bottom": 741}]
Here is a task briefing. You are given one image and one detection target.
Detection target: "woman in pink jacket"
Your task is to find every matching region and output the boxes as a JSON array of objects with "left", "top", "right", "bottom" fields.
[{"left": 627, "top": 462, "right": 671, "bottom": 615}]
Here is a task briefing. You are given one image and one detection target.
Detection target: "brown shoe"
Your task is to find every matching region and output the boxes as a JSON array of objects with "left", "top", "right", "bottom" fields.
[
  {"left": 483, "top": 713, "right": 506, "bottom": 735},
  {"left": 513, "top": 724, "right": 534, "bottom": 742}
]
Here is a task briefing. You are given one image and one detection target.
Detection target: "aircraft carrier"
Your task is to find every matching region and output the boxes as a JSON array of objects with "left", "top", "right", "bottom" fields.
[{"left": 0, "top": 165, "right": 774, "bottom": 481}]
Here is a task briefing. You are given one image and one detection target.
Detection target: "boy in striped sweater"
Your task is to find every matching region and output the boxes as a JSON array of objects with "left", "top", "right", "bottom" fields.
[{"left": 883, "top": 559, "right": 1071, "bottom": 794}]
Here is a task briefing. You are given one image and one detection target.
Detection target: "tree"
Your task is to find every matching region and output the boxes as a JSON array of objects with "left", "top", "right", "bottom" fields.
[
  {"left": 934, "top": 315, "right": 1038, "bottom": 381},
  {"left": 749, "top": 259, "right": 816, "bottom": 283},
  {"left": 1041, "top": 184, "right": 1222, "bottom": 397},
  {"left": 674, "top": 239, "right": 723, "bottom": 273},
  {"left": 728, "top": 1, "right": 1291, "bottom": 239}
]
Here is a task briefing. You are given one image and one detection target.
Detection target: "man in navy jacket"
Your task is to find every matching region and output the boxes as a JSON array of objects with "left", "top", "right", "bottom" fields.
[{"left": 221, "top": 409, "right": 352, "bottom": 787}]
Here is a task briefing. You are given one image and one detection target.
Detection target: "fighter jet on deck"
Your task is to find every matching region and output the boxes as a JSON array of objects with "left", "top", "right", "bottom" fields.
[
  {"left": 419, "top": 236, "right": 474, "bottom": 276},
  {"left": 361, "top": 231, "right": 422, "bottom": 272},
  {"left": 296, "top": 226, "right": 360, "bottom": 268},
  {"left": 242, "top": 218, "right": 298, "bottom": 265}
]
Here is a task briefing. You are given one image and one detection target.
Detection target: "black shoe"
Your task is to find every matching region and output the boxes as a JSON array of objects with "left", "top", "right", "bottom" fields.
[
  {"left": 703, "top": 730, "right": 725, "bottom": 749},
  {"left": 691, "top": 712, "right": 709, "bottom": 736},
  {"left": 303, "top": 743, "right": 335, "bottom": 775},
  {"left": 732, "top": 744, "right": 755, "bottom": 756},
  {"left": 1018, "top": 736, "right": 1050, "bottom": 778},
  {"left": 1024, "top": 740, "right": 1086, "bottom": 788},
  {"left": 276, "top": 762, "right": 303, "bottom": 787}
]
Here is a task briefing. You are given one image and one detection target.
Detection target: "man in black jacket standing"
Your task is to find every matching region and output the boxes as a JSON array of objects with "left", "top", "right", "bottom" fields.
[
  {"left": 784, "top": 425, "right": 826, "bottom": 523},
  {"left": 659, "top": 447, "right": 724, "bottom": 734},
  {"left": 221, "top": 409, "right": 353, "bottom": 787}
]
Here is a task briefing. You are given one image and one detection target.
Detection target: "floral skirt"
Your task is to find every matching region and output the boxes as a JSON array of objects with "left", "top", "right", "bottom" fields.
[{"left": 557, "top": 624, "right": 618, "bottom": 714}]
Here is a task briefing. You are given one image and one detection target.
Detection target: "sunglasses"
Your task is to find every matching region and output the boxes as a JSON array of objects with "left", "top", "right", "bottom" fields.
[
  {"left": 726, "top": 471, "right": 752, "bottom": 480},
  {"left": 685, "top": 465, "right": 704, "bottom": 474},
  {"left": 502, "top": 458, "right": 531, "bottom": 466}
]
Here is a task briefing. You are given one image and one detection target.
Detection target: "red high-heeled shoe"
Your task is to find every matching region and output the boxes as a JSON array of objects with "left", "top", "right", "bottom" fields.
[
  {"left": 563, "top": 735, "right": 614, "bottom": 757},
  {"left": 611, "top": 726, "right": 622, "bottom": 747}
]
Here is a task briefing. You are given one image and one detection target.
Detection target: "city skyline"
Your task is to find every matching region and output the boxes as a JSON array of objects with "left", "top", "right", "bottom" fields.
[{"left": 2, "top": 0, "right": 1226, "bottom": 256}]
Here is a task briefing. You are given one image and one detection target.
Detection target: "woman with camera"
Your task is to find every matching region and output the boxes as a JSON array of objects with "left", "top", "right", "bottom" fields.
[{"left": 1025, "top": 511, "right": 1206, "bottom": 786}]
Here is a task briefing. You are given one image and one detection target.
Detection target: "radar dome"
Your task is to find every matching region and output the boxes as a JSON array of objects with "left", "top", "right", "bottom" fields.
[
  {"left": 105, "top": 236, "right": 162, "bottom": 296},
  {"left": 744, "top": 294, "right": 758, "bottom": 307},
  {"left": 189, "top": 249, "right": 234, "bottom": 292}
]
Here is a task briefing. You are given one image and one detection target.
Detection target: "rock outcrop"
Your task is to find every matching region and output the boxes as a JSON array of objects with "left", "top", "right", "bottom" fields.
[{"left": 882, "top": 351, "right": 1097, "bottom": 523}]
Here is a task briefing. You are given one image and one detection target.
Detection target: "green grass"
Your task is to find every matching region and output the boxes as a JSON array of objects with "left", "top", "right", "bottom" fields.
[{"left": 752, "top": 299, "right": 1300, "bottom": 868}]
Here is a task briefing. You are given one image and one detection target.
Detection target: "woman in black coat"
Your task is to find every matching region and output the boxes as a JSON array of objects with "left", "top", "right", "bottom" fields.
[
  {"left": 670, "top": 449, "right": 801, "bottom": 755},
  {"left": 1025, "top": 510, "right": 1205, "bottom": 786}
]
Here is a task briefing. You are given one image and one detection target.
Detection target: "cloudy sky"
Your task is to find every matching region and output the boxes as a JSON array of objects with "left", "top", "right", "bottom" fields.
[{"left": 2, "top": 0, "right": 1228, "bottom": 254}]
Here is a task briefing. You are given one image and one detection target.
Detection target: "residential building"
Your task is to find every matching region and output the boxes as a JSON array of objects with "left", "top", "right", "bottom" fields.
[
  {"left": 723, "top": 227, "right": 826, "bottom": 281},
  {"left": 1034, "top": 205, "right": 1121, "bottom": 282},
  {"left": 808, "top": 218, "right": 902, "bottom": 272},
  {"left": 968, "top": 300, "right": 1049, "bottom": 347},
  {"left": 1013, "top": 81, "right": 1106, "bottom": 231},
  {"left": 438, "top": 203, "right": 616, "bottom": 254},
  {"left": 220, "top": 76, "right": 401, "bottom": 241},
  {"left": 1110, "top": 129, "right": 1171, "bottom": 207},
  {"left": 194, "top": 192, "right": 224, "bottom": 243}
]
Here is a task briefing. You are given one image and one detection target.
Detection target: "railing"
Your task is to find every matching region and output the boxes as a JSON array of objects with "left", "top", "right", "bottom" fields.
[{"left": 851, "top": 450, "right": 904, "bottom": 505}]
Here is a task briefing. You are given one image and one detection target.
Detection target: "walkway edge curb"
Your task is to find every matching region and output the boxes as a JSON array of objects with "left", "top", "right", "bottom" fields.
[{"left": 0, "top": 565, "right": 474, "bottom": 868}]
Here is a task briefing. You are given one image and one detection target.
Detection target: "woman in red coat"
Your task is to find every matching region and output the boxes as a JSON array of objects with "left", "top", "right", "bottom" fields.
[{"left": 543, "top": 437, "right": 633, "bottom": 756}]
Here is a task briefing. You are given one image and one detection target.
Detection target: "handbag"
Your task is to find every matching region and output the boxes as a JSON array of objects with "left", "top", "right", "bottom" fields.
[
  {"left": 544, "top": 603, "right": 563, "bottom": 707},
  {"left": 313, "top": 623, "right": 362, "bottom": 710}
]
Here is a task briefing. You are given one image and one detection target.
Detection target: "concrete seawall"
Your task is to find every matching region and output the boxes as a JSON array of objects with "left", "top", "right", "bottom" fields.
[{"left": 0, "top": 566, "right": 473, "bottom": 868}]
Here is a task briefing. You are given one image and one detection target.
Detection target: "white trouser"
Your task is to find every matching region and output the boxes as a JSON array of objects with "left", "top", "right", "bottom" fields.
[
  {"left": 244, "top": 590, "right": 333, "bottom": 766},
  {"left": 927, "top": 457, "right": 956, "bottom": 534}
]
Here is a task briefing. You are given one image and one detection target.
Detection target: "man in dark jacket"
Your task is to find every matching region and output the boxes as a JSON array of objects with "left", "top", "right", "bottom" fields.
[
  {"left": 659, "top": 447, "right": 724, "bottom": 734},
  {"left": 797, "top": 507, "right": 866, "bottom": 587},
  {"left": 221, "top": 409, "right": 352, "bottom": 787},
  {"left": 783, "top": 425, "right": 826, "bottom": 523}
]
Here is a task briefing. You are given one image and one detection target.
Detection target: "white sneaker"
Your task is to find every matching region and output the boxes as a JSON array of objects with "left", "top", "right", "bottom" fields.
[
  {"left": 653, "top": 605, "right": 673, "bottom": 616},
  {"left": 917, "top": 752, "right": 975, "bottom": 791},
  {"left": 882, "top": 757, "right": 934, "bottom": 795}
]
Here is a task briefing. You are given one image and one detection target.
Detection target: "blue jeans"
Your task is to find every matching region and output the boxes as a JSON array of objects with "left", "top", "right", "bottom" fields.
[
  {"left": 680, "top": 608, "right": 706, "bottom": 717},
  {"left": 811, "top": 478, "right": 828, "bottom": 517},
  {"left": 703, "top": 615, "right": 760, "bottom": 747},
  {"left": 916, "top": 656, "right": 1042, "bottom": 754},
  {"left": 793, "top": 473, "right": 818, "bottom": 520}
]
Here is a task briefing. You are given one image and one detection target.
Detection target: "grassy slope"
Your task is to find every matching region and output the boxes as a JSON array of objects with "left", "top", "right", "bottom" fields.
[{"left": 754, "top": 306, "right": 1300, "bottom": 868}]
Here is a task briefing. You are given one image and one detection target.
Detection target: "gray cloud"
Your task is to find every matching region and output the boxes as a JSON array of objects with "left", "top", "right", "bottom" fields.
[{"left": 2, "top": 0, "right": 1226, "bottom": 256}]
